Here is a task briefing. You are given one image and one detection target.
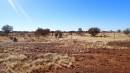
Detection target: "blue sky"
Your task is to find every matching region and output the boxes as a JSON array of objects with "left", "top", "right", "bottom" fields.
[{"left": 0, "top": 0, "right": 130, "bottom": 31}]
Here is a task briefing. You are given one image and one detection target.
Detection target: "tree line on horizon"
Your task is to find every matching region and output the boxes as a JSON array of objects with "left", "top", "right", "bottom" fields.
[{"left": 0, "top": 24, "right": 130, "bottom": 37}]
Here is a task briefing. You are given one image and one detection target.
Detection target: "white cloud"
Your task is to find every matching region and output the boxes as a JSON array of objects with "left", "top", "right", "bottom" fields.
[
  {"left": 8, "top": 0, "right": 19, "bottom": 14},
  {"left": 7, "top": 0, "right": 32, "bottom": 24}
]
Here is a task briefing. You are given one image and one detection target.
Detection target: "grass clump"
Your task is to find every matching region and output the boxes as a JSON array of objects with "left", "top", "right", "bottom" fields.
[{"left": 0, "top": 53, "right": 75, "bottom": 73}]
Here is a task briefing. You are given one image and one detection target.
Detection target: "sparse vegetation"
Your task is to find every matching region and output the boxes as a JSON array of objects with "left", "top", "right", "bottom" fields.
[
  {"left": 1, "top": 0, "right": 130, "bottom": 72},
  {"left": 123, "top": 28, "right": 130, "bottom": 35},
  {"left": 55, "top": 30, "right": 63, "bottom": 38},
  {"left": 9, "top": 37, "right": 18, "bottom": 42},
  {"left": 69, "top": 31, "right": 73, "bottom": 35},
  {"left": 117, "top": 29, "right": 121, "bottom": 33},
  {"left": 13, "top": 37, "right": 18, "bottom": 42},
  {"left": 77, "top": 28, "right": 83, "bottom": 35},
  {"left": 0, "top": 39, "right": 130, "bottom": 73},
  {"left": 0, "top": 25, "right": 130, "bottom": 73},
  {"left": 107, "top": 41, "right": 130, "bottom": 47}
]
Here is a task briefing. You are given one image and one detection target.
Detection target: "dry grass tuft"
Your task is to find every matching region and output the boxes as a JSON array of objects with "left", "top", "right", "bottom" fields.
[
  {"left": 107, "top": 41, "right": 130, "bottom": 47},
  {"left": 0, "top": 53, "right": 75, "bottom": 73}
]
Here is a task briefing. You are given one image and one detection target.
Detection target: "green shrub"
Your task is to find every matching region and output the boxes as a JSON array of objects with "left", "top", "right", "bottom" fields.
[{"left": 88, "top": 27, "right": 101, "bottom": 37}]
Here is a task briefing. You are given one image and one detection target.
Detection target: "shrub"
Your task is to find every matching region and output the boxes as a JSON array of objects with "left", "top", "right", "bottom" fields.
[
  {"left": 55, "top": 30, "right": 63, "bottom": 38},
  {"left": 13, "top": 37, "right": 18, "bottom": 42},
  {"left": 35, "top": 28, "right": 50, "bottom": 37},
  {"left": 117, "top": 29, "right": 121, "bottom": 33},
  {"left": 88, "top": 27, "right": 101, "bottom": 37},
  {"left": 9, "top": 37, "right": 18, "bottom": 42},
  {"left": 123, "top": 28, "right": 130, "bottom": 35}
]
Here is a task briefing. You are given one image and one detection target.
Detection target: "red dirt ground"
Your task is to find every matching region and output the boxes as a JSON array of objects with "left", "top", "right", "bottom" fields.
[{"left": 0, "top": 42, "right": 130, "bottom": 73}]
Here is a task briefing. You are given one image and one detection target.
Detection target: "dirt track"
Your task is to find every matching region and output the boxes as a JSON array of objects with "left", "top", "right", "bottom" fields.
[{"left": 0, "top": 42, "right": 130, "bottom": 73}]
